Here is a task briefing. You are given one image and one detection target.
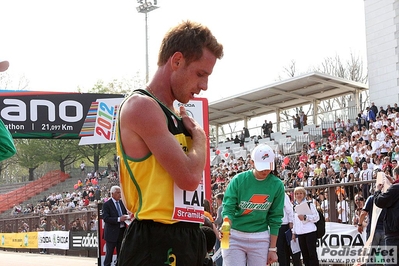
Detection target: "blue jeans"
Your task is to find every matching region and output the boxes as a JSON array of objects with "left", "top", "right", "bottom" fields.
[
  {"left": 367, "top": 228, "right": 385, "bottom": 266},
  {"left": 214, "top": 238, "right": 223, "bottom": 266}
]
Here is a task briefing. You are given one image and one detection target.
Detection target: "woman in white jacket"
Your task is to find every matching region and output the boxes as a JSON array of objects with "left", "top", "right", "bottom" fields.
[{"left": 292, "top": 186, "right": 320, "bottom": 266}]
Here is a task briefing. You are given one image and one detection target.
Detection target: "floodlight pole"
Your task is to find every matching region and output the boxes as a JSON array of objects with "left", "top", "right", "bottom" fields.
[{"left": 136, "top": 1, "right": 159, "bottom": 83}]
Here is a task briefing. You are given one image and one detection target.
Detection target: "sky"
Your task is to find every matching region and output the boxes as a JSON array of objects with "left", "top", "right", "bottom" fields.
[{"left": 0, "top": 0, "right": 367, "bottom": 103}]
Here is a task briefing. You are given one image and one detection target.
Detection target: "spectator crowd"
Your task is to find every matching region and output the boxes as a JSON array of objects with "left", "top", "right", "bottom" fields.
[
  {"left": 5, "top": 163, "right": 120, "bottom": 234},
  {"left": 2, "top": 102, "right": 399, "bottom": 264},
  {"left": 203, "top": 102, "right": 399, "bottom": 265},
  {"left": 209, "top": 103, "right": 399, "bottom": 226}
]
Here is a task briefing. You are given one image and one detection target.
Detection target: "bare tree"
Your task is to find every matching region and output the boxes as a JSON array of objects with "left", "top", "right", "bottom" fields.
[
  {"left": 277, "top": 60, "right": 298, "bottom": 81},
  {"left": 283, "top": 60, "right": 297, "bottom": 78},
  {"left": 313, "top": 53, "right": 368, "bottom": 118},
  {"left": 278, "top": 53, "right": 368, "bottom": 124},
  {"left": 226, "top": 123, "right": 237, "bottom": 139},
  {"left": 0, "top": 72, "right": 30, "bottom": 91},
  {"left": 78, "top": 71, "right": 145, "bottom": 95},
  {"left": 314, "top": 53, "right": 367, "bottom": 83}
]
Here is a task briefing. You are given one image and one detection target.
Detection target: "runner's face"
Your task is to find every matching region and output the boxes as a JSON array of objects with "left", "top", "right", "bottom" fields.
[{"left": 171, "top": 49, "right": 217, "bottom": 103}]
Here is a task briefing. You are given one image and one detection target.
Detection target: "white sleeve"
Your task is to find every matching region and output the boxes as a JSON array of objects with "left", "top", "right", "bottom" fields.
[
  {"left": 306, "top": 203, "right": 320, "bottom": 223},
  {"left": 285, "top": 194, "right": 294, "bottom": 223}
]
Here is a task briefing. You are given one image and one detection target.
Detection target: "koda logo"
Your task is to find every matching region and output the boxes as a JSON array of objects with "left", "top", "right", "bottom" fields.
[
  {"left": 318, "top": 234, "right": 364, "bottom": 247},
  {"left": 39, "top": 236, "right": 52, "bottom": 244},
  {"left": 177, "top": 103, "right": 196, "bottom": 107},
  {"left": 176, "top": 103, "right": 194, "bottom": 118},
  {"left": 240, "top": 195, "right": 271, "bottom": 215},
  {"left": 56, "top": 235, "right": 68, "bottom": 244}
]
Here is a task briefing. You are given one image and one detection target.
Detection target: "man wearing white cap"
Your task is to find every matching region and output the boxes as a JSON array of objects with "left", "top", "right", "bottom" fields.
[
  {"left": 0, "top": 60, "right": 16, "bottom": 161},
  {"left": 221, "top": 144, "right": 285, "bottom": 266}
]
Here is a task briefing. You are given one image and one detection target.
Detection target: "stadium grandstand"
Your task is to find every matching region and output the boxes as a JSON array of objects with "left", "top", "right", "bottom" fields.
[{"left": 1, "top": 72, "right": 398, "bottom": 264}]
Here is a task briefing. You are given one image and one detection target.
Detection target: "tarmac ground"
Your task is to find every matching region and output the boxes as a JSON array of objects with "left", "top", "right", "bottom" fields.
[{"left": 0, "top": 250, "right": 97, "bottom": 266}]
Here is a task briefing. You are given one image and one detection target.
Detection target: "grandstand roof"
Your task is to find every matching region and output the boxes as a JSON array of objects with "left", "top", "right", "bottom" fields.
[{"left": 208, "top": 72, "right": 368, "bottom": 126}]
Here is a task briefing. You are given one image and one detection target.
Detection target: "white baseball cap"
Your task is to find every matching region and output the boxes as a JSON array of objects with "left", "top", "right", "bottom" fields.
[
  {"left": 251, "top": 144, "right": 275, "bottom": 171},
  {"left": 0, "top": 60, "right": 9, "bottom": 72}
]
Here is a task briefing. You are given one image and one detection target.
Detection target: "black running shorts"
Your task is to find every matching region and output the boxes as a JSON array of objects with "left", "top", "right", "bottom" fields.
[{"left": 118, "top": 219, "right": 206, "bottom": 266}]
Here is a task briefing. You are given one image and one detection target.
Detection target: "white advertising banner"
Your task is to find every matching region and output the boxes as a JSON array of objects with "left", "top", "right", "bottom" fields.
[
  {"left": 79, "top": 97, "right": 124, "bottom": 145},
  {"left": 38, "top": 231, "right": 70, "bottom": 250},
  {"left": 70, "top": 231, "right": 98, "bottom": 250},
  {"left": 317, "top": 222, "right": 367, "bottom": 250},
  {"left": 317, "top": 222, "right": 397, "bottom": 265}
]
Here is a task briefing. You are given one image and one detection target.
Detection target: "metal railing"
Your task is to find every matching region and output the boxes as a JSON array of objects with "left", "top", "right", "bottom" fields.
[
  {"left": 212, "top": 105, "right": 358, "bottom": 148},
  {"left": 0, "top": 171, "right": 69, "bottom": 214},
  {"left": 0, "top": 209, "right": 98, "bottom": 257},
  {"left": 284, "top": 179, "right": 376, "bottom": 224},
  {"left": 0, "top": 179, "right": 377, "bottom": 265}
]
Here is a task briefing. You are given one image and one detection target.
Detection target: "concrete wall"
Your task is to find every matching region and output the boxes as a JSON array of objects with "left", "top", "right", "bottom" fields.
[{"left": 364, "top": 0, "right": 399, "bottom": 107}]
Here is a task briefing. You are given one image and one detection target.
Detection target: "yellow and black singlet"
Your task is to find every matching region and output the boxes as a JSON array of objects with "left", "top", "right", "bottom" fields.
[{"left": 116, "top": 89, "right": 192, "bottom": 224}]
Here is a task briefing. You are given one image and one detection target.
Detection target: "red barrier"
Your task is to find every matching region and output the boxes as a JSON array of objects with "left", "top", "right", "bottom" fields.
[{"left": 0, "top": 170, "right": 70, "bottom": 214}]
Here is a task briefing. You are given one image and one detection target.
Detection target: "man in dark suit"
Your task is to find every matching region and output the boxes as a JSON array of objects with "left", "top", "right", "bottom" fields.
[{"left": 102, "top": 185, "right": 129, "bottom": 266}]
